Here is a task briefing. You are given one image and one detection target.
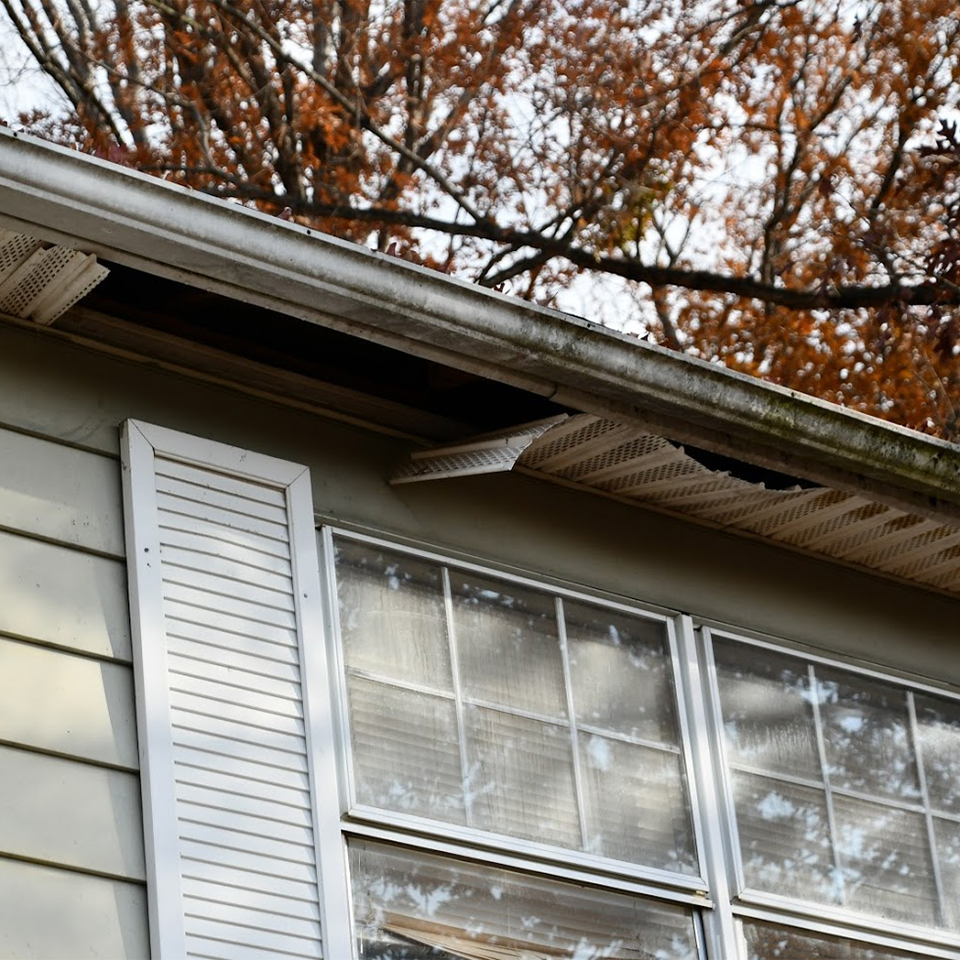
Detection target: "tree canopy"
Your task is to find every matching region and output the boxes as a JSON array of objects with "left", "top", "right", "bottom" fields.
[{"left": 3, "top": 0, "right": 960, "bottom": 434}]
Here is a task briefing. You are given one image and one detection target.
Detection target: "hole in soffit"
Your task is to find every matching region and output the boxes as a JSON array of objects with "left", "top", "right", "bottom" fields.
[{"left": 678, "top": 443, "right": 821, "bottom": 490}]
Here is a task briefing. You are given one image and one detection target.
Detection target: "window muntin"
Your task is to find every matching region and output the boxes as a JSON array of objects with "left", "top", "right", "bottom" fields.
[
  {"left": 332, "top": 535, "right": 700, "bottom": 880},
  {"left": 350, "top": 838, "right": 702, "bottom": 960},
  {"left": 711, "top": 632, "right": 960, "bottom": 937}
]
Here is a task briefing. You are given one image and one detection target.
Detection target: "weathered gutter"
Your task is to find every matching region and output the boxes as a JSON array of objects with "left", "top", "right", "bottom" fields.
[{"left": 1, "top": 126, "right": 959, "bottom": 519}]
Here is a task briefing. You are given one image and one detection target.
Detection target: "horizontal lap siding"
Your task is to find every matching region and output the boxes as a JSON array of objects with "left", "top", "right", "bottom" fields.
[
  {"left": 155, "top": 457, "right": 325, "bottom": 960},
  {"left": 0, "top": 422, "right": 147, "bottom": 957}
]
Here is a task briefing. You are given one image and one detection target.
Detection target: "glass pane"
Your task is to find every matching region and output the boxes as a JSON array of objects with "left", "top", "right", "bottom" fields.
[
  {"left": 915, "top": 693, "right": 960, "bottom": 815},
  {"left": 816, "top": 669, "right": 920, "bottom": 803},
  {"left": 743, "top": 921, "right": 930, "bottom": 959},
  {"left": 336, "top": 540, "right": 451, "bottom": 690},
  {"left": 733, "top": 771, "right": 838, "bottom": 903},
  {"left": 566, "top": 601, "right": 679, "bottom": 744},
  {"left": 351, "top": 839, "right": 701, "bottom": 960},
  {"left": 935, "top": 816, "right": 960, "bottom": 931},
  {"left": 348, "top": 676, "right": 465, "bottom": 824},
  {"left": 464, "top": 704, "right": 579, "bottom": 848},
  {"left": 451, "top": 573, "right": 567, "bottom": 718},
  {"left": 713, "top": 640, "right": 820, "bottom": 780},
  {"left": 833, "top": 796, "right": 936, "bottom": 927},
  {"left": 579, "top": 734, "right": 697, "bottom": 874}
]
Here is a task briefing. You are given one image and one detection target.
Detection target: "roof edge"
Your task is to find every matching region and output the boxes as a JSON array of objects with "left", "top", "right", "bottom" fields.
[{"left": 1, "top": 127, "right": 959, "bottom": 513}]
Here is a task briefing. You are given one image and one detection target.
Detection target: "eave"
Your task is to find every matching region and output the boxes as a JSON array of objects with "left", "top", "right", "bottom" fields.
[{"left": 3, "top": 127, "right": 960, "bottom": 597}]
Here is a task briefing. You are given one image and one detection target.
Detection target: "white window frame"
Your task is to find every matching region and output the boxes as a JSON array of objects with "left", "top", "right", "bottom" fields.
[
  {"left": 319, "top": 526, "right": 714, "bottom": 912},
  {"left": 699, "top": 624, "right": 960, "bottom": 960}
]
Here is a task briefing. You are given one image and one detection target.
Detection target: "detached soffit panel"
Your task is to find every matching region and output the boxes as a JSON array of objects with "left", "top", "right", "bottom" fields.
[
  {"left": 0, "top": 228, "right": 109, "bottom": 324},
  {"left": 393, "top": 414, "right": 960, "bottom": 598}
]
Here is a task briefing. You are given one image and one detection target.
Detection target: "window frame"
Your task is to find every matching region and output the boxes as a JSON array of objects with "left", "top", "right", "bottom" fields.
[
  {"left": 318, "top": 526, "right": 716, "bottom": 919},
  {"left": 700, "top": 624, "right": 960, "bottom": 959}
]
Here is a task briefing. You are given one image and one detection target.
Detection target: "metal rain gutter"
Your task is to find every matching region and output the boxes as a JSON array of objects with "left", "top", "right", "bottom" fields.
[{"left": 1, "top": 126, "right": 959, "bottom": 520}]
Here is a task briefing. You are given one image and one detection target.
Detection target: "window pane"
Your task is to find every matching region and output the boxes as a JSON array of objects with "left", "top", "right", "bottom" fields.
[
  {"left": 566, "top": 601, "right": 679, "bottom": 744},
  {"left": 832, "top": 797, "right": 937, "bottom": 926},
  {"left": 713, "top": 641, "right": 820, "bottom": 780},
  {"left": 336, "top": 540, "right": 451, "bottom": 690},
  {"left": 451, "top": 573, "right": 567, "bottom": 718},
  {"left": 579, "top": 734, "right": 697, "bottom": 873},
  {"left": 742, "top": 921, "right": 931, "bottom": 959},
  {"left": 733, "top": 771, "right": 837, "bottom": 903},
  {"left": 350, "top": 839, "right": 701, "bottom": 960},
  {"left": 348, "top": 676, "right": 465, "bottom": 824},
  {"left": 934, "top": 817, "right": 960, "bottom": 931},
  {"left": 464, "top": 704, "right": 580, "bottom": 848},
  {"left": 816, "top": 669, "right": 921, "bottom": 803},
  {"left": 915, "top": 694, "right": 960, "bottom": 816}
]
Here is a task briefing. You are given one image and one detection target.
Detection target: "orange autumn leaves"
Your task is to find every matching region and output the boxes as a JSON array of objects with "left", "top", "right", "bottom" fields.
[{"left": 5, "top": 0, "right": 960, "bottom": 435}]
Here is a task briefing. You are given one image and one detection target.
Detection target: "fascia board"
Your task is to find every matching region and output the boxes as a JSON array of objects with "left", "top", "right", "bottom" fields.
[{"left": 1, "top": 126, "right": 959, "bottom": 515}]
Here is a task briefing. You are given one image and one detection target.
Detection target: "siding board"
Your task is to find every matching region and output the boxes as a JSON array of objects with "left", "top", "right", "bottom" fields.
[
  {"left": 0, "top": 530, "right": 130, "bottom": 661},
  {"left": 0, "top": 745, "right": 145, "bottom": 880},
  {"left": 0, "top": 637, "right": 137, "bottom": 768},
  {"left": 0, "top": 426, "right": 124, "bottom": 556},
  {"left": 0, "top": 856, "right": 148, "bottom": 960}
]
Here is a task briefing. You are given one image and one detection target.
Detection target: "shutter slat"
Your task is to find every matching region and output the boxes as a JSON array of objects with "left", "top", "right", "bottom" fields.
[
  {"left": 158, "top": 491, "right": 289, "bottom": 542},
  {"left": 159, "top": 516, "right": 291, "bottom": 562},
  {"left": 163, "top": 581, "right": 297, "bottom": 629},
  {"left": 156, "top": 458, "right": 287, "bottom": 508},
  {"left": 160, "top": 527, "right": 292, "bottom": 576},
  {"left": 171, "top": 719, "right": 309, "bottom": 771},
  {"left": 180, "top": 857, "right": 320, "bottom": 902},
  {"left": 182, "top": 877, "right": 322, "bottom": 921},
  {"left": 169, "top": 672, "right": 305, "bottom": 720},
  {"left": 156, "top": 473, "right": 290, "bottom": 525},
  {"left": 161, "top": 545, "right": 294, "bottom": 593},
  {"left": 177, "top": 800, "right": 316, "bottom": 847},
  {"left": 162, "top": 562, "right": 296, "bottom": 611},
  {"left": 174, "top": 777, "right": 313, "bottom": 819},
  {"left": 179, "top": 821, "right": 317, "bottom": 866},
  {"left": 168, "top": 648, "right": 302, "bottom": 698},
  {"left": 165, "top": 619, "right": 301, "bottom": 663},
  {"left": 162, "top": 599, "right": 298, "bottom": 647},
  {"left": 178, "top": 839, "right": 318, "bottom": 885}
]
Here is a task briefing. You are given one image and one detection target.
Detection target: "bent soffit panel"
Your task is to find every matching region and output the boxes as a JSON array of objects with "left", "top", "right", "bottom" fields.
[
  {"left": 392, "top": 414, "right": 960, "bottom": 598},
  {"left": 0, "top": 228, "right": 109, "bottom": 325}
]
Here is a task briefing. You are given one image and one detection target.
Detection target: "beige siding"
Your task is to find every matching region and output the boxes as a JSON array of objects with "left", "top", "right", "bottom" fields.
[
  {"left": 0, "top": 529, "right": 130, "bottom": 661},
  {"left": 0, "top": 425, "right": 123, "bottom": 555},
  {"left": 0, "top": 745, "right": 144, "bottom": 880},
  {"left": 0, "top": 857, "right": 148, "bottom": 960},
  {"left": 0, "top": 406, "right": 146, "bottom": 956},
  {"left": 0, "top": 637, "right": 137, "bottom": 768}
]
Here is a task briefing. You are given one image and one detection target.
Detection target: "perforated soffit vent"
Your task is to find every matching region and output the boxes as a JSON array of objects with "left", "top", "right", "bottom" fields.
[
  {"left": 0, "top": 228, "right": 109, "bottom": 325},
  {"left": 392, "top": 414, "right": 960, "bottom": 598}
]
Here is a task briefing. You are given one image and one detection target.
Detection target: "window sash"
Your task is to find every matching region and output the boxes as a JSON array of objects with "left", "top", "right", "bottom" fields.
[
  {"left": 703, "top": 625, "right": 960, "bottom": 955},
  {"left": 322, "top": 527, "right": 711, "bottom": 896}
]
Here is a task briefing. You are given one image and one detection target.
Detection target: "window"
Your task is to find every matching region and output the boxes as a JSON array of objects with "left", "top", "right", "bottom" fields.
[
  {"left": 327, "top": 531, "right": 706, "bottom": 958},
  {"left": 706, "top": 628, "right": 960, "bottom": 955},
  {"left": 122, "top": 423, "right": 960, "bottom": 960}
]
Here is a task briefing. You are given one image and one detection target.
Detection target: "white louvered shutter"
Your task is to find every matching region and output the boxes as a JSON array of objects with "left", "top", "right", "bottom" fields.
[{"left": 121, "top": 421, "right": 350, "bottom": 960}]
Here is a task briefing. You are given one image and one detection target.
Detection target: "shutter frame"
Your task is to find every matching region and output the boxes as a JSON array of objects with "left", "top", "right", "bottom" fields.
[{"left": 121, "top": 420, "right": 351, "bottom": 959}]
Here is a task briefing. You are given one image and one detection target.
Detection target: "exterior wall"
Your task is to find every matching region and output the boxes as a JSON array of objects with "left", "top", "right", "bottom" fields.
[
  {"left": 0, "top": 399, "right": 147, "bottom": 956},
  {"left": 2, "top": 316, "right": 960, "bottom": 956},
  {"left": 4, "top": 320, "right": 958, "bottom": 687}
]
